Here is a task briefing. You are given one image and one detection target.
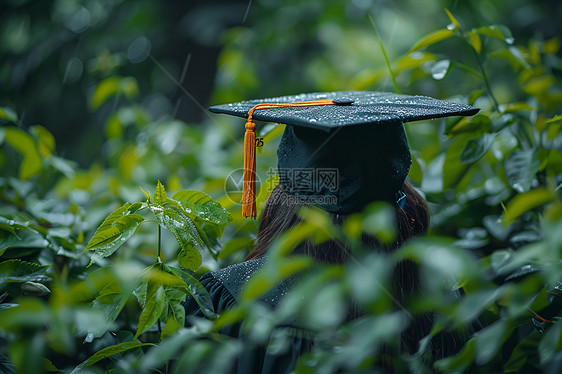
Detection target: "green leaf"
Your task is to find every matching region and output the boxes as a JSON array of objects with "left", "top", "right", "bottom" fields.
[
  {"left": 508, "top": 46, "right": 533, "bottom": 70},
  {"left": 143, "top": 263, "right": 186, "bottom": 288},
  {"left": 85, "top": 214, "right": 144, "bottom": 258},
  {"left": 443, "top": 135, "right": 473, "bottom": 189},
  {"left": 460, "top": 133, "right": 495, "bottom": 164},
  {"left": 467, "top": 31, "right": 482, "bottom": 53},
  {"left": 161, "top": 313, "right": 181, "bottom": 338},
  {"left": 154, "top": 180, "right": 167, "bottom": 204},
  {"left": 177, "top": 245, "right": 202, "bottom": 271},
  {"left": 90, "top": 282, "right": 130, "bottom": 338},
  {"left": 119, "top": 77, "right": 139, "bottom": 98},
  {"left": 0, "top": 298, "right": 51, "bottom": 330},
  {"left": 90, "top": 76, "right": 120, "bottom": 110},
  {"left": 0, "top": 107, "right": 18, "bottom": 123},
  {"left": 444, "top": 9, "right": 460, "bottom": 30},
  {"left": 431, "top": 59, "right": 452, "bottom": 80},
  {"left": 0, "top": 259, "right": 50, "bottom": 283},
  {"left": 475, "top": 25, "right": 514, "bottom": 44},
  {"left": 21, "top": 281, "right": 50, "bottom": 296},
  {"left": 172, "top": 190, "right": 232, "bottom": 256},
  {"left": 490, "top": 49, "right": 533, "bottom": 71},
  {"left": 411, "top": 29, "right": 455, "bottom": 52},
  {"left": 500, "top": 102, "right": 536, "bottom": 113},
  {"left": 4, "top": 127, "right": 42, "bottom": 179},
  {"left": 448, "top": 114, "right": 491, "bottom": 135},
  {"left": 0, "top": 217, "right": 17, "bottom": 235},
  {"left": 394, "top": 52, "right": 436, "bottom": 74},
  {"left": 165, "top": 265, "right": 217, "bottom": 319},
  {"left": 503, "top": 331, "right": 541, "bottom": 372},
  {"left": 0, "top": 230, "right": 50, "bottom": 257},
  {"left": 71, "top": 341, "right": 154, "bottom": 372},
  {"left": 151, "top": 202, "right": 204, "bottom": 255},
  {"left": 218, "top": 237, "right": 254, "bottom": 260},
  {"left": 544, "top": 115, "right": 562, "bottom": 125},
  {"left": 505, "top": 149, "right": 540, "bottom": 193},
  {"left": 135, "top": 283, "right": 166, "bottom": 338},
  {"left": 475, "top": 320, "right": 507, "bottom": 364},
  {"left": 95, "top": 203, "right": 144, "bottom": 234},
  {"left": 469, "top": 89, "right": 486, "bottom": 105},
  {"left": 30, "top": 125, "right": 55, "bottom": 158},
  {"left": 503, "top": 188, "right": 554, "bottom": 223},
  {"left": 85, "top": 203, "right": 145, "bottom": 258},
  {"left": 434, "top": 338, "right": 476, "bottom": 372},
  {"left": 172, "top": 190, "right": 232, "bottom": 230}
]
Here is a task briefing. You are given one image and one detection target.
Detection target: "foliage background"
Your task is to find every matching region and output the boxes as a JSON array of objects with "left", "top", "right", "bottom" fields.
[{"left": 0, "top": 0, "right": 561, "bottom": 373}]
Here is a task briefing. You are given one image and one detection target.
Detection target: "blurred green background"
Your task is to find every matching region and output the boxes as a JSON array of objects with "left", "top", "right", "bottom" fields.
[
  {"left": 1, "top": 0, "right": 560, "bottom": 164},
  {"left": 0, "top": 1, "right": 561, "bottom": 373}
]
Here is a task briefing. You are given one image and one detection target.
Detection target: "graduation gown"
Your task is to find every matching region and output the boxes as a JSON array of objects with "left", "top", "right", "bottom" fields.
[{"left": 183, "top": 256, "right": 315, "bottom": 374}]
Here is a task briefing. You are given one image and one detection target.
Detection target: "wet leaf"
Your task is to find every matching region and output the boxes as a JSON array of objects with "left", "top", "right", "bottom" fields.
[
  {"left": 475, "top": 320, "right": 507, "bottom": 364},
  {"left": 0, "top": 260, "right": 50, "bottom": 283},
  {"left": 467, "top": 31, "right": 482, "bottom": 53},
  {"left": 172, "top": 190, "right": 232, "bottom": 229},
  {"left": 500, "top": 102, "right": 536, "bottom": 112},
  {"left": 460, "top": 133, "right": 495, "bottom": 163},
  {"left": 30, "top": 125, "right": 55, "bottom": 158},
  {"left": 0, "top": 107, "right": 18, "bottom": 123},
  {"left": 505, "top": 149, "right": 540, "bottom": 193},
  {"left": 85, "top": 214, "right": 144, "bottom": 258},
  {"left": 4, "top": 127, "right": 42, "bottom": 179},
  {"left": 21, "top": 282, "right": 50, "bottom": 296},
  {"left": 150, "top": 202, "right": 203, "bottom": 253},
  {"left": 71, "top": 341, "right": 154, "bottom": 372},
  {"left": 448, "top": 114, "right": 491, "bottom": 135},
  {"left": 503, "top": 188, "right": 554, "bottom": 223},
  {"left": 469, "top": 89, "right": 486, "bottom": 105},
  {"left": 443, "top": 135, "right": 472, "bottom": 189},
  {"left": 509, "top": 46, "right": 532, "bottom": 70},
  {"left": 135, "top": 283, "right": 166, "bottom": 338},
  {"left": 154, "top": 180, "right": 167, "bottom": 204},
  {"left": 0, "top": 230, "right": 50, "bottom": 257},
  {"left": 431, "top": 59, "right": 452, "bottom": 80},
  {"left": 445, "top": 9, "right": 460, "bottom": 30},
  {"left": 411, "top": 29, "right": 455, "bottom": 52},
  {"left": 166, "top": 265, "right": 216, "bottom": 319},
  {"left": 177, "top": 245, "right": 202, "bottom": 271},
  {"left": 90, "top": 76, "right": 120, "bottom": 110},
  {"left": 475, "top": 25, "right": 514, "bottom": 44}
]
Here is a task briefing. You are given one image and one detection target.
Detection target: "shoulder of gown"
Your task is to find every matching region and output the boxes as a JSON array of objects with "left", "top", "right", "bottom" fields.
[
  {"left": 184, "top": 256, "right": 267, "bottom": 316},
  {"left": 183, "top": 257, "right": 316, "bottom": 374}
]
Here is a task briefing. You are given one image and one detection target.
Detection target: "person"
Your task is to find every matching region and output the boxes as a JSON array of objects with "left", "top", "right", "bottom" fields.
[{"left": 184, "top": 91, "right": 479, "bottom": 373}]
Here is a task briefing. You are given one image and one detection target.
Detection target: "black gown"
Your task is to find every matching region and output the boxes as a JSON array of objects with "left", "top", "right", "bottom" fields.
[{"left": 183, "top": 256, "right": 315, "bottom": 374}]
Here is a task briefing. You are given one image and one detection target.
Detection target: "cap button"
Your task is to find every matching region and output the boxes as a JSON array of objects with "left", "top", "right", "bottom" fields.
[{"left": 332, "top": 97, "right": 355, "bottom": 105}]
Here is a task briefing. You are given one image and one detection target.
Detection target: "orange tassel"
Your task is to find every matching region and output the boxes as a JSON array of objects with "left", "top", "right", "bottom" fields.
[{"left": 242, "top": 119, "right": 257, "bottom": 218}]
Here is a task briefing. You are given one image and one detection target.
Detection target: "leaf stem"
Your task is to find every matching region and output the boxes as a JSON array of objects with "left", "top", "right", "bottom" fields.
[
  {"left": 157, "top": 224, "right": 162, "bottom": 262},
  {"left": 369, "top": 14, "right": 401, "bottom": 94},
  {"left": 470, "top": 47, "right": 500, "bottom": 112},
  {"left": 450, "top": 8, "right": 499, "bottom": 111},
  {"left": 157, "top": 318, "right": 162, "bottom": 340}
]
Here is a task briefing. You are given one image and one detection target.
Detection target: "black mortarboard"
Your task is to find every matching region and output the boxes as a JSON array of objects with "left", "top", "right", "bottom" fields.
[{"left": 209, "top": 91, "right": 479, "bottom": 218}]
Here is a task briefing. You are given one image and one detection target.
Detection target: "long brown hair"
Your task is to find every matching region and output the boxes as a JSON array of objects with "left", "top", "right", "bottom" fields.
[
  {"left": 246, "top": 181, "right": 429, "bottom": 261},
  {"left": 245, "top": 182, "right": 433, "bottom": 357}
]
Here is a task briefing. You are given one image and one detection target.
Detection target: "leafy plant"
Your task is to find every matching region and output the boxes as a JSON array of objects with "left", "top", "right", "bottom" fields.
[
  {"left": 85, "top": 181, "right": 231, "bottom": 341},
  {"left": 0, "top": 2, "right": 560, "bottom": 373}
]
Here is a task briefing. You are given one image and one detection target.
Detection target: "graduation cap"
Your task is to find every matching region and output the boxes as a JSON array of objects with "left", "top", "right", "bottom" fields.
[{"left": 210, "top": 91, "right": 479, "bottom": 218}]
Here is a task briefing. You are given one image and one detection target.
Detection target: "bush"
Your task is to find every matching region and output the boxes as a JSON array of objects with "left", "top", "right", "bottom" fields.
[{"left": 0, "top": 2, "right": 560, "bottom": 373}]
